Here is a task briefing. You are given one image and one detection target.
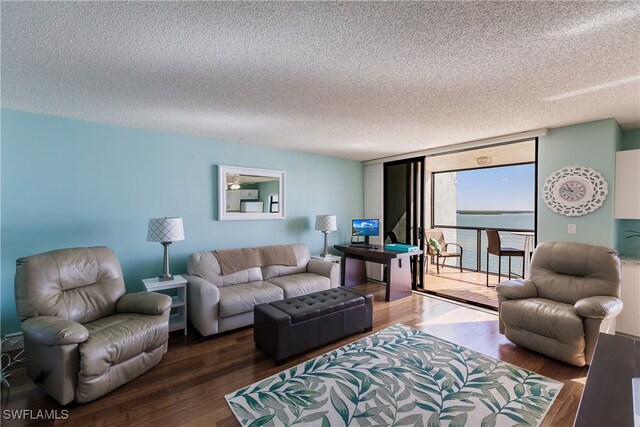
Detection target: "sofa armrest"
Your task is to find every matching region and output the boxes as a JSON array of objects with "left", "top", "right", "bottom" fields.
[
  {"left": 22, "top": 316, "right": 89, "bottom": 346},
  {"left": 307, "top": 259, "right": 340, "bottom": 288},
  {"left": 184, "top": 274, "right": 221, "bottom": 336},
  {"left": 574, "top": 296, "right": 623, "bottom": 319},
  {"left": 496, "top": 279, "right": 538, "bottom": 300},
  {"left": 116, "top": 292, "right": 172, "bottom": 315}
]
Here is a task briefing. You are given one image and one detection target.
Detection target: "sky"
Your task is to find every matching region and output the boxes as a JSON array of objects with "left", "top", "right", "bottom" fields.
[{"left": 453, "top": 164, "right": 535, "bottom": 211}]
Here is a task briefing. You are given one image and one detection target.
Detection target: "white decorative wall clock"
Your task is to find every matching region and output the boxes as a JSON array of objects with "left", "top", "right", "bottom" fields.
[{"left": 543, "top": 166, "right": 609, "bottom": 217}]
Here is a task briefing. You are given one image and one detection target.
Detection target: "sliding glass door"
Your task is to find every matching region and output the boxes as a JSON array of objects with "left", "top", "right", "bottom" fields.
[{"left": 383, "top": 157, "right": 425, "bottom": 289}]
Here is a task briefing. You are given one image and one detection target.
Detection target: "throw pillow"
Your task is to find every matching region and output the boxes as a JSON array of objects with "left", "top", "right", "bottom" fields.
[{"left": 428, "top": 238, "right": 442, "bottom": 255}]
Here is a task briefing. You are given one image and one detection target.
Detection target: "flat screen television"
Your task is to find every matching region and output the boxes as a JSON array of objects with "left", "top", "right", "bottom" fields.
[{"left": 351, "top": 218, "right": 380, "bottom": 245}]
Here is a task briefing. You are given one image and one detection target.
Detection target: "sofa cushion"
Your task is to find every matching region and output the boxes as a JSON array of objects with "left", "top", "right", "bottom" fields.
[
  {"left": 15, "top": 246, "right": 125, "bottom": 324},
  {"left": 501, "top": 298, "right": 583, "bottom": 342},
  {"left": 218, "top": 281, "right": 283, "bottom": 318},
  {"left": 80, "top": 313, "right": 168, "bottom": 377},
  {"left": 262, "top": 244, "right": 310, "bottom": 279},
  {"left": 529, "top": 242, "right": 621, "bottom": 304},
  {"left": 267, "top": 273, "right": 331, "bottom": 298},
  {"left": 78, "top": 313, "right": 168, "bottom": 402},
  {"left": 188, "top": 250, "right": 263, "bottom": 287}
]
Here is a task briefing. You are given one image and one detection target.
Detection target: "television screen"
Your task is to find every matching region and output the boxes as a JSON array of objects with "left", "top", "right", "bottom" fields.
[{"left": 352, "top": 219, "right": 380, "bottom": 237}]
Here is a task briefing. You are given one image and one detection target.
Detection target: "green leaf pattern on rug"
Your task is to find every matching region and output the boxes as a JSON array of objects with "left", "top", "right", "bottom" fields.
[{"left": 226, "top": 324, "right": 563, "bottom": 426}]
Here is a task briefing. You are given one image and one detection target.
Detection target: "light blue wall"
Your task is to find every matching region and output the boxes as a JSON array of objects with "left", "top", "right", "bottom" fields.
[
  {"left": 537, "top": 119, "right": 620, "bottom": 247},
  {"left": 0, "top": 109, "right": 363, "bottom": 335},
  {"left": 618, "top": 127, "right": 640, "bottom": 256}
]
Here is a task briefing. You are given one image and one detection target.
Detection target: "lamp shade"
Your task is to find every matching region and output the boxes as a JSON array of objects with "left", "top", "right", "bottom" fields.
[
  {"left": 147, "top": 217, "right": 185, "bottom": 242},
  {"left": 315, "top": 215, "right": 337, "bottom": 232}
]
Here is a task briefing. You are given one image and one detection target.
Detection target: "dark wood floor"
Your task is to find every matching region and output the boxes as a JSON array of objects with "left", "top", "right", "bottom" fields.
[{"left": 1, "top": 283, "right": 587, "bottom": 426}]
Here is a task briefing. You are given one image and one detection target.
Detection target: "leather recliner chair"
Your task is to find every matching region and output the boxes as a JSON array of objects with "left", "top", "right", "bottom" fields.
[
  {"left": 496, "top": 242, "right": 622, "bottom": 367},
  {"left": 14, "top": 246, "right": 172, "bottom": 404}
]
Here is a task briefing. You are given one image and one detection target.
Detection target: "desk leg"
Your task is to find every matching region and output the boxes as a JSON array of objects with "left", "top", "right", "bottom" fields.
[
  {"left": 342, "top": 256, "right": 367, "bottom": 286},
  {"left": 386, "top": 258, "right": 412, "bottom": 301}
]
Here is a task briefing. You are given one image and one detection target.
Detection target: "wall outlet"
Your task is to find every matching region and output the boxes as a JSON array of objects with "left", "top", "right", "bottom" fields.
[{"left": 568, "top": 224, "right": 577, "bottom": 234}]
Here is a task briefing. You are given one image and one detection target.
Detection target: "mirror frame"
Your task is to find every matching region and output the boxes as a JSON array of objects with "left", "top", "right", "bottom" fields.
[{"left": 218, "top": 165, "right": 285, "bottom": 221}]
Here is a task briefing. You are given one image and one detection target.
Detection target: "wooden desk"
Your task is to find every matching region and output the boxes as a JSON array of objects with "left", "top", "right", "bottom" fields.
[
  {"left": 334, "top": 245, "right": 422, "bottom": 302},
  {"left": 574, "top": 333, "right": 640, "bottom": 427}
]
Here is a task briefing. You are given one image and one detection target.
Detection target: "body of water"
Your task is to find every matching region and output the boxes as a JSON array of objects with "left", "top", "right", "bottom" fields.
[{"left": 438, "top": 212, "right": 534, "bottom": 275}]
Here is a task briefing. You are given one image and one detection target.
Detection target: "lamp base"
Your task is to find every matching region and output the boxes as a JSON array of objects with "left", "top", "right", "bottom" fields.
[
  {"left": 321, "top": 231, "right": 330, "bottom": 257},
  {"left": 159, "top": 242, "right": 173, "bottom": 282}
]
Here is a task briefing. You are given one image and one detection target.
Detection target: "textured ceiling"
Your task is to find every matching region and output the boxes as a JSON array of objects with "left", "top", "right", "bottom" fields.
[{"left": 2, "top": 2, "right": 639, "bottom": 161}]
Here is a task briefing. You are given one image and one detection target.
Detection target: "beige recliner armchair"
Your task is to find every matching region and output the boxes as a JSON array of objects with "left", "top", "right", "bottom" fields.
[
  {"left": 496, "top": 242, "right": 622, "bottom": 367},
  {"left": 14, "top": 246, "right": 172, "bottom": 405}
]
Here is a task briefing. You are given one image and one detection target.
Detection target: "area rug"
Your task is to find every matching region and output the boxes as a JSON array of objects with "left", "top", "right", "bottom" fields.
[{"left": 226, "top": 324, "right": 563, "bottom": 426}]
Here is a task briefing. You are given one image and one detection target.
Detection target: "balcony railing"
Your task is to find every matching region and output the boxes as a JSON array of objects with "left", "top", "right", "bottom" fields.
[{"left": 430, "top": 225, "right": 535, "bottom": 277}]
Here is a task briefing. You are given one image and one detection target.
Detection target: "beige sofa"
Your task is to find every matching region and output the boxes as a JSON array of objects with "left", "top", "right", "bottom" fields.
[{"left": 184, "top": 243, "right": 340, "bottom": 338}]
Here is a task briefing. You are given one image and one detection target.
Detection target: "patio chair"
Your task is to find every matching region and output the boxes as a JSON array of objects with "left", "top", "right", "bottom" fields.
[
  {"left": 424, "top": 228, "right": 463, "bottom": 274},
  {"left": 486, "top": 229, "right": 524, "bottom": 287}
]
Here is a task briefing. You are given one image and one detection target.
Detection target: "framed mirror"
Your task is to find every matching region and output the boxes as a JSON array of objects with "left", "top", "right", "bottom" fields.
[{"left": 218, "top": 165, "right": 285, "bottom": 221}]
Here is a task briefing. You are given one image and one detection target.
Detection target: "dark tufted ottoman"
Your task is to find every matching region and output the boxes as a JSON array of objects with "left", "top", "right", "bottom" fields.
[{"left": 254, "top": 287, "right": 373, "bottom": 363}]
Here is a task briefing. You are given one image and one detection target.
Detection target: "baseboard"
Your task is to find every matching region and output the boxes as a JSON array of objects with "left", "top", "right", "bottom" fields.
[
  {"left": 2, "top": 332, "right": 24, "bottom": 351},
  {"left": 617, "top": 331, "right": 640, "bottom": 340}
]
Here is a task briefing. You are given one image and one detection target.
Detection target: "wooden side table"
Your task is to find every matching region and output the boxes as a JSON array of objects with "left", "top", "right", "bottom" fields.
[{"left": 142, "top": 275, "right": 188, "bottom": 335}]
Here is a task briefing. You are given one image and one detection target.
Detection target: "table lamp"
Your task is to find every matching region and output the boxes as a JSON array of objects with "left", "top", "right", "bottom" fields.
[
  {"left": 147, "top": 217, "right": 185, "bottom": 281},
  {"left": 315, "top": 214, "right": 337, "bottom": 257}
]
